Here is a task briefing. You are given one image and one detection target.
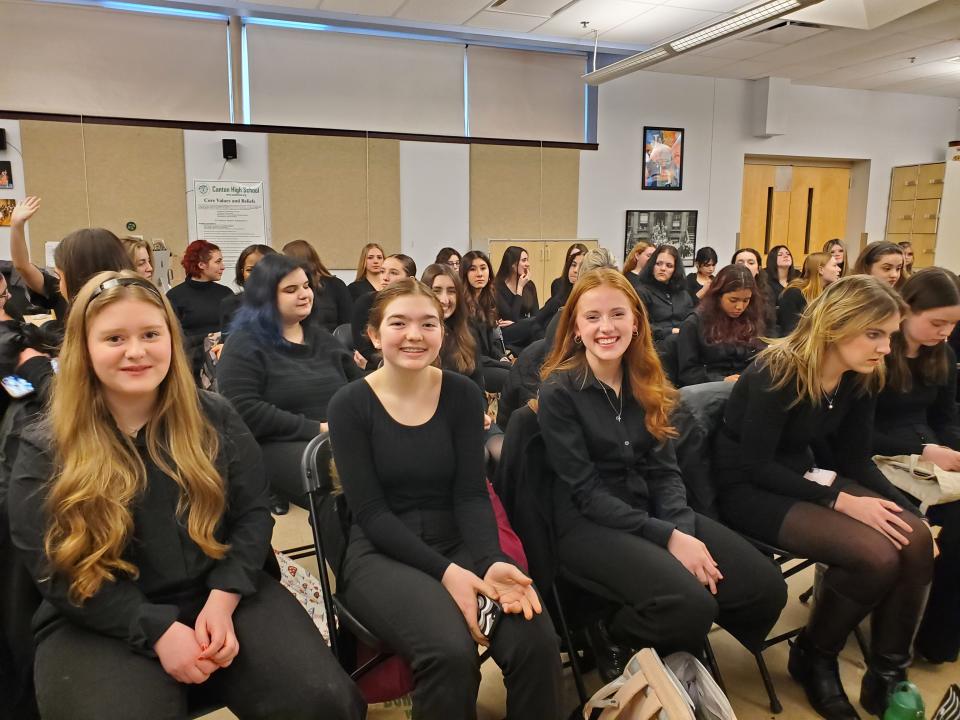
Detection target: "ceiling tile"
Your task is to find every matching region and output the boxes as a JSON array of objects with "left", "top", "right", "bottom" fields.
[
  {"left": 815, "top": 33, "right": 951, "bottom": 67},
  {"left": 320, "top": 0, "right": 405, "bottom": 14},
  {"left": 393, "top": 0, "right": 489, "bottom": 24},
  {"left": 647, "top": 53, "right": 735, "bottom": 74},
  {"left": 493, "top": 0, "right": 572, "bottom": 14},
  {"left": 763, "top": 61, "right": 838, "bottom": 79},
  {"left": 746, "top": 28, "right": 875, "bottom": 66},
  {"left": 695, "top": 38, "right": 776, "bottom": 59},
  {"left": 660, "top": 0, "right": 755, "bottom": 10},
  {"left": 600, "top": 4, "right": 723, "bottom": 44},
  {"left": 532, "top": 0, "right": 655, "bottom": 37},
  {"left": 464, "top": 9, "right": 550, "bottom": 31},
  {"left": 707, "top": 58, "right": 770, "bottom": 78}
]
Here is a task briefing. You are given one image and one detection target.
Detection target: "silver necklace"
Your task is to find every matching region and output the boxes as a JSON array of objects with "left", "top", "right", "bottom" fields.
[
  {"left": 600, "top": 382, "right": 624, "bottom": 422},
  {"left": 822, "top": 383, "right": 840, "bottom": 410}
]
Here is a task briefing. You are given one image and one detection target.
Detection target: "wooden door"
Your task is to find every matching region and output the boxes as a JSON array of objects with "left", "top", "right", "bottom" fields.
[
  {"left": 740, "top": 164, "right": 850, "bottom": 263},
  {"left": 542, "top": 240, "right": 598, "bottom": 292},
  {"left": 917, "top": 163, "right": 945, "bottom": 199},
  {"left": 911, "top": 234, "right": 937, "bottom": 269},
  {"left": 913, "top": 199, "right": 941, "bottom": 235}
]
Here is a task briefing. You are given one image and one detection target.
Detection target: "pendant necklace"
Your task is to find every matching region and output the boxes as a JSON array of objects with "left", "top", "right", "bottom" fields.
[
  {"left": 822, "top": 382, "right": 840, "bottom": 410},
  {"left": 600, "top": 382, "right": 624, "bottom": 422}
]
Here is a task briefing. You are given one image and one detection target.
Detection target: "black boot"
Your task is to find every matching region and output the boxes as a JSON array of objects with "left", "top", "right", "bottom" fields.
[
  {"left": 859, "top": 582, "right": 930, "bottom": 717},
  {"left": 789, "top": 584, "right": 873, "bottom": 720},
  {"left": 585, "top": 619, "right": 634, "bottom": 683},
  {"left": 268, "top": 491, "right": 290, "bottom": 516}
]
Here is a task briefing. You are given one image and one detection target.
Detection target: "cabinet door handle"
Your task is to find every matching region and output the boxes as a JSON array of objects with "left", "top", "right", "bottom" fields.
[
  {"left": 922, "top": 213, "right": 938, "bottom": 220},
  {"left": 923, "top": 249, "right": 935, "bottom": 255},
  {"left": 897, "top": 214, "right": 914, "bottom": 221},
  {"left": 928, "top": 178, "right": 944, "bottom": 185},
  {"left": 904, "top": 180, "right": 917, "bottom": 186}
]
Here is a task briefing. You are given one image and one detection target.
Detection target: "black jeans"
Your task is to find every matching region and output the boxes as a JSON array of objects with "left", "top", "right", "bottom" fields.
[
  {"left": 260, "top": 440, "right": 311, "bottom": 508},
  {"left": 34, "top": 576, "right": 366, "bottom": 720},
  {"left": 555, "top": 494, "right": 787, "bottom": 654},
  {"left": 340, "top": 511, "right": 563, "bottom": 720}
]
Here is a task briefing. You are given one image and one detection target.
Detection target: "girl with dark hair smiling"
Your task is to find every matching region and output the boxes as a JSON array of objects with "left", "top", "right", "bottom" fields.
[
  {"left": 218, "top": 255, "right": 362, "bottom": 515},
  {"left": 874, "top": 267, "right": 960, "bottom": 665},
  {"left": 677, "top": 264, "right": 766, "bottom": 387}
]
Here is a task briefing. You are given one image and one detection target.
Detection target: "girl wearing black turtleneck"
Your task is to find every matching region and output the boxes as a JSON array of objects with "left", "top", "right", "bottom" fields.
[
  {"left": 166, "top": 240, "right": 234, "bottom": 380},
  {"left": 218, "top": 255, "right": 362, "bottom": 514}
]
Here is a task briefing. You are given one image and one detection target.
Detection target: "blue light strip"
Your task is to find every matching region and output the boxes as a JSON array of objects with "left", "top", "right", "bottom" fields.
[
  {"left": 241, "top": 22, "right": 251, "bottom": 124},
  {"left": 244, "top": 16, "right": 465, "bottom": 45},
  {"left": 98, "top": 1, "right": 225, "bottom": 20}
]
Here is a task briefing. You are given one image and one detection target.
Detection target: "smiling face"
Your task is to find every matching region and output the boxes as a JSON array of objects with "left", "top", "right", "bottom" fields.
[
  {"left": 567, "top": 254, "right": 583, "bottom": 284},
  {"left": 830, "top": 244, "right": 844, "bottom": 265},
  {"left": 820, "top": 256, "right": 842, "bottom": 285},
  {"left": 720, "top": 288, "right": 752, "bottom": 319},
  {"left": 574, "top": 285, "right": 638, "bottom": 367},
  {"left": 734, "top": 251, "right": 759, "bottom": 277},
  {"left": 371, "top": 294, "right": 443, "bottom": 371},
  {"left": 467, "top": 258, "right": 490, "bottom": 290},
  {"left": 431, "top": 274, "right": 457, "bottom": 320},
  {"left": 902, "top": 304, "right": 960, "bottom": 348},
  {"left": 87, "top": 298, "right": 172, "bottom": 403},
  {"left": 133, "top": 247, "right": 153, "bottom": 280},
  {"left": 276, "top": 268, "right": 314, "bottom": 325},
  {"left": 198, "top": 251, "right": 225, "bottom": 282},
  {"left": 652, "top": 251, "right": 676, "bottom": 283},
  {"left": 365, "top": 247, "right": 384, "bottom": 276},
  {"left": 834, "top": 313, "right": 901, "bottom": 374},
  {"left": 869, "top": 252, "right": 904, "bottom": 287},
  {"left": 517, "top": 251, "right": 530, "bottom": 278}
]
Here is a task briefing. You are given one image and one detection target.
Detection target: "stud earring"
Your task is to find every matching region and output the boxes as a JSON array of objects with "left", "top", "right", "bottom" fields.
[{"left": 574, "top": 335, "right": 582, "bottom": 345}]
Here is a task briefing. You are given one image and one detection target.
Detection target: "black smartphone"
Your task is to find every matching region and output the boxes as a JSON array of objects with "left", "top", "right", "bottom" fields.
[{"left": 476, "top": 593, "right": 502, "bottom": 640}]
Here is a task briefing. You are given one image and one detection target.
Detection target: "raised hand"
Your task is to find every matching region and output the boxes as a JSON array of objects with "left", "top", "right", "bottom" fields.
[{"left": 11, "top": 196, "right": 40, "bottom": 227}]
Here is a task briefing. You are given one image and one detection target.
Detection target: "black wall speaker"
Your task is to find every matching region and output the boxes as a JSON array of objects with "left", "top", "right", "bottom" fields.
[
  {"left": 0, "top": 129, "right": 6, "bottom": 151},
  {"left": 222, "top": 138, "right": 237, "bottom": 160}
]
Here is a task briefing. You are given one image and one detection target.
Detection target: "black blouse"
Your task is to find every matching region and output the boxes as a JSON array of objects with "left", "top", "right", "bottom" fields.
[
  {"left": 676, "top": 313, "right": 762, "bottom": 387},
  {"left": 538, "top": 367, "right": 696, "bottom": 547},
  {"left": 328, "top": 371, "right": 506, "bottom": 580},
  {"left": 684, "top": 272, "right": 710, "bottom": 305},
  {"left": 714, "top": 361, "right": 916, "bottom": 512},
  {"left": 312, "top": 275, "right": 353, "bottom": 332},
  {"left": 8, "top": 392, "right": 272, "bottom": 653},
  {"left": 874, "top": 346, "right": 960, "bottom": 456},
  {"left": 777, "top": 287, "right": 806, "bottom": 336},
  {"left": 494, "top": 281, "right": 539, "bottom": 322},
  {"left": 347, "top": 277, "right": 378, "bottom": 301}
]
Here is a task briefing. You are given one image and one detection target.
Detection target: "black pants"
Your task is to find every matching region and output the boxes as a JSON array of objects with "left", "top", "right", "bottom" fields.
[
  {"left": 261, "top": 440, "right": 310, "bottom": 508},
  {"left": 340, "top": 514, "right": 563, "bottom": 720},
  {"left": 34, "top": 576, "right": 366, "bottom": 720},
  {"left": 555, "top": 500, "right": 788, "bottom": 654},
  {"left": 916, "top": 499, "right": 960, "bottom": 662}
]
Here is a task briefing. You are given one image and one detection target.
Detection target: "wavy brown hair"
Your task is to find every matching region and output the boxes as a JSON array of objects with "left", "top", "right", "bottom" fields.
[
  {"left": 698, "top": 264, "right": 766, "bottom": 345},
  {"left": 760, "top": 275, "right": 906, "bottom": 407},
  {"left": 541, "top": 268, "right": 677, "bottom": 441},
  {"left": 852, "top": 241, "right": 905, "bottom": 290},
  {"left": 421, "top": 263, "right": 477, "bottom": 376},
  {"left": 45, "top": 271, "right": 228, "bottom": 604},
  {"left": 282, "top": 239, "right": 332, "bottom": 283},
  {"left": 460, "top": 250, "right": 499, "bottom": 328}
]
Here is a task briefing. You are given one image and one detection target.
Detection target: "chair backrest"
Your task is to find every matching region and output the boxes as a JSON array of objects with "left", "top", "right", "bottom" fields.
[
  {"left": 673, "top": 381, "right": 734, "bottom": 518},
  {"left": 332, "top": 323, "right": 354, "bottom": 351},
  {"left": 300, "top": 432, "right": 334, "bottom": 495}
]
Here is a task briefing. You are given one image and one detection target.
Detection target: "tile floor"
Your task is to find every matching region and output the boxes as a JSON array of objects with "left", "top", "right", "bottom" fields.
[{"left": 205, "top": 505, "right": 958, "bottom": 720}]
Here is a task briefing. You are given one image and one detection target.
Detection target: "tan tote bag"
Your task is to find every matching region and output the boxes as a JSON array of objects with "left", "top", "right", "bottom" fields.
[
  {"left": 873, "top": 454, "right": 960, "bottom": 513},
  {"left": 583, "top": 648, "right": 696, "bottom": 720}
]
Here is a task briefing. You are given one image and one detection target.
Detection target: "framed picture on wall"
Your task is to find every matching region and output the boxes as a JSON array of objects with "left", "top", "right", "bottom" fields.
[
  {"left": 0, "top": 161, "right": 12, "bottom": 189},
  {"left": 625, "top": 210, "right": 698, "bottom": 267},
  {"left": 0, "top": 199, "right": 15, "bottom": 227},
  {"left": 642, "top": 126, "right": 684, "bottom": 190}
]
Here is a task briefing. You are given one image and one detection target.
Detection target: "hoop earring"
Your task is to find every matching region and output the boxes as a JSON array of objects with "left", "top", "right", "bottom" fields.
[
  {"left": 632, "top": 329, "right": 639, "bottom": 337},
  {"left": 574, "top": 335, "right": 582, "bottom": 345}
]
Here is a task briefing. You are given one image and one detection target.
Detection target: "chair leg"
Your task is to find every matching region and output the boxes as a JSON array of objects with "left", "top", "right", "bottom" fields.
[
  {"left": 551, "top": 584, "right": 589, "bottom": 706},
  {"left": 754, "top": 649, "right": 783, "bottom": 714},
  {"left": 799, "top": 584, "right": 815, "bottom": 605},
  {"left": 702, "top": 637, "right": 725, "bottom": 693}
]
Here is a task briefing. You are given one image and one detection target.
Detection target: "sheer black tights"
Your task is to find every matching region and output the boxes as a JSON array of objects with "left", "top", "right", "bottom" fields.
[{"left": 777, "top": 483, "right": 933, "bottom": 606}]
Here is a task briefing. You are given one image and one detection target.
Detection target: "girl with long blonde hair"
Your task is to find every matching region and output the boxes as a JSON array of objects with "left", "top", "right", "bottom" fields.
[
  {"left": 713, "top": 275, "right": 933, "bottom": 719},
  {"left": 538, "top": 268, "right": 786, "bottom": 681},
  {"left": 347, "top": 242, "right": 385, "bottom": 300},
  {"left": 778, "top": 251, "right": 842, "bottom": 335},
  {"left": 8, "top": 270, "right": 363, "bottom": 720}
]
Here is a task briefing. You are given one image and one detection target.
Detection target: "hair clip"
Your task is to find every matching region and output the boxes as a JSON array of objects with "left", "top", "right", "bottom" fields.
[{"left": 90, "top": 276, "right": 163, "bottom": 301}]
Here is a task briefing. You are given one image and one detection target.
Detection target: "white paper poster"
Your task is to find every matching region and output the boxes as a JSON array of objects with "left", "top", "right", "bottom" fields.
[{"left": 194, "top": 180, "right": 266, "bottom": 287}]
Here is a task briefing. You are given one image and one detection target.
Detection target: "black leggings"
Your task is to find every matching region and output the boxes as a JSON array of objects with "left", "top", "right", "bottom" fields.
[
  {"left": 260, "top": 440, "right": 310, "bottom": 508},
  {"left": 917, "top": 500, "right": 960, "bottom": 661},
  {"left": 33, "top": 576, "right": 365, "bottom": 720},
  {"left": 776, "top": 483, "right": 933, "bottom": 607}
]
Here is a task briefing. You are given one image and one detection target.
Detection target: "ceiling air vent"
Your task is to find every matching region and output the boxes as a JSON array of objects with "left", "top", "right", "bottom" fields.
[{"left": 749, "top": 20, "right": 825, "bottom": 44}]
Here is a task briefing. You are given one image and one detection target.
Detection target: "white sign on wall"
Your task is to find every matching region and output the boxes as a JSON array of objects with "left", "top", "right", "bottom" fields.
[{"left": 194, "top": 180, "right": 267, "bottom": 286}]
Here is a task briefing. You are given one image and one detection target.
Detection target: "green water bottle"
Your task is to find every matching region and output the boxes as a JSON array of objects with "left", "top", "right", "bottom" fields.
[{"left": 883, "top": 681, "right": 925, "bottom": 720}]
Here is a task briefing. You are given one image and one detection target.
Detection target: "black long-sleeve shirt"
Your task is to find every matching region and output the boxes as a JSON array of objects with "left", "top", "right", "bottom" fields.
[
  {"left": 874, "top": 346, "right": 960, "bottom": 456},
  {"left": 714, "top": 361, "right": 916, "bottom": 513},
  {"left": 538, "top": 367, "right": 696, "bottom": 547},
  {"left": 676, "top": 313, "right": 762, "bottom": 387},
  {"left": 347, "top": 277, "right": 378, "bottom": 301},
  {"left": 777, "top": 287, "right": 806, "bottom": 336},
  {"left": 637, "top": 278, "right": 695, "bottom": 344},
  {"left": 217, "top": 323, "right": 360, "bottom": 443},
  {"left": 328, "top": 371, "right": 506, "bottom": 580},
  {"left": 8, "top": 392, "right": 272, "bottom": 653},
  {"left": 312, "top": 275, "right": 353, "bottom": 332},
  {"left": 494, "top": 281, "right": 539, "bottom": 323},
  {"left": 166, "top": 278, "right": 235, "bottom": 338}
]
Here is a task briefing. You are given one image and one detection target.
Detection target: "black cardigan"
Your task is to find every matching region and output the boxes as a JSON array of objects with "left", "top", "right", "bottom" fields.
[
  {"left": 8, "top": 392, "right": 272, "bottom": 653},
  {"left": 217, "top": 323, "right": 361, "bottom": 443},
  {"left": 676, "top": 313, "right": 762, "bottom": 387},
  {"left": 636, "top": 278, "right": 694, "bottom": 344},
  {"left": 874, "top": 346, "right": 960, "bottom": 456}
]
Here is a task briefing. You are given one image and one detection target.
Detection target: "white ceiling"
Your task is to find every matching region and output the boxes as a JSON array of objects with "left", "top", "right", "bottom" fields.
[{"left": 91, "top": 0, "right": 960, "bottom": 97}]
